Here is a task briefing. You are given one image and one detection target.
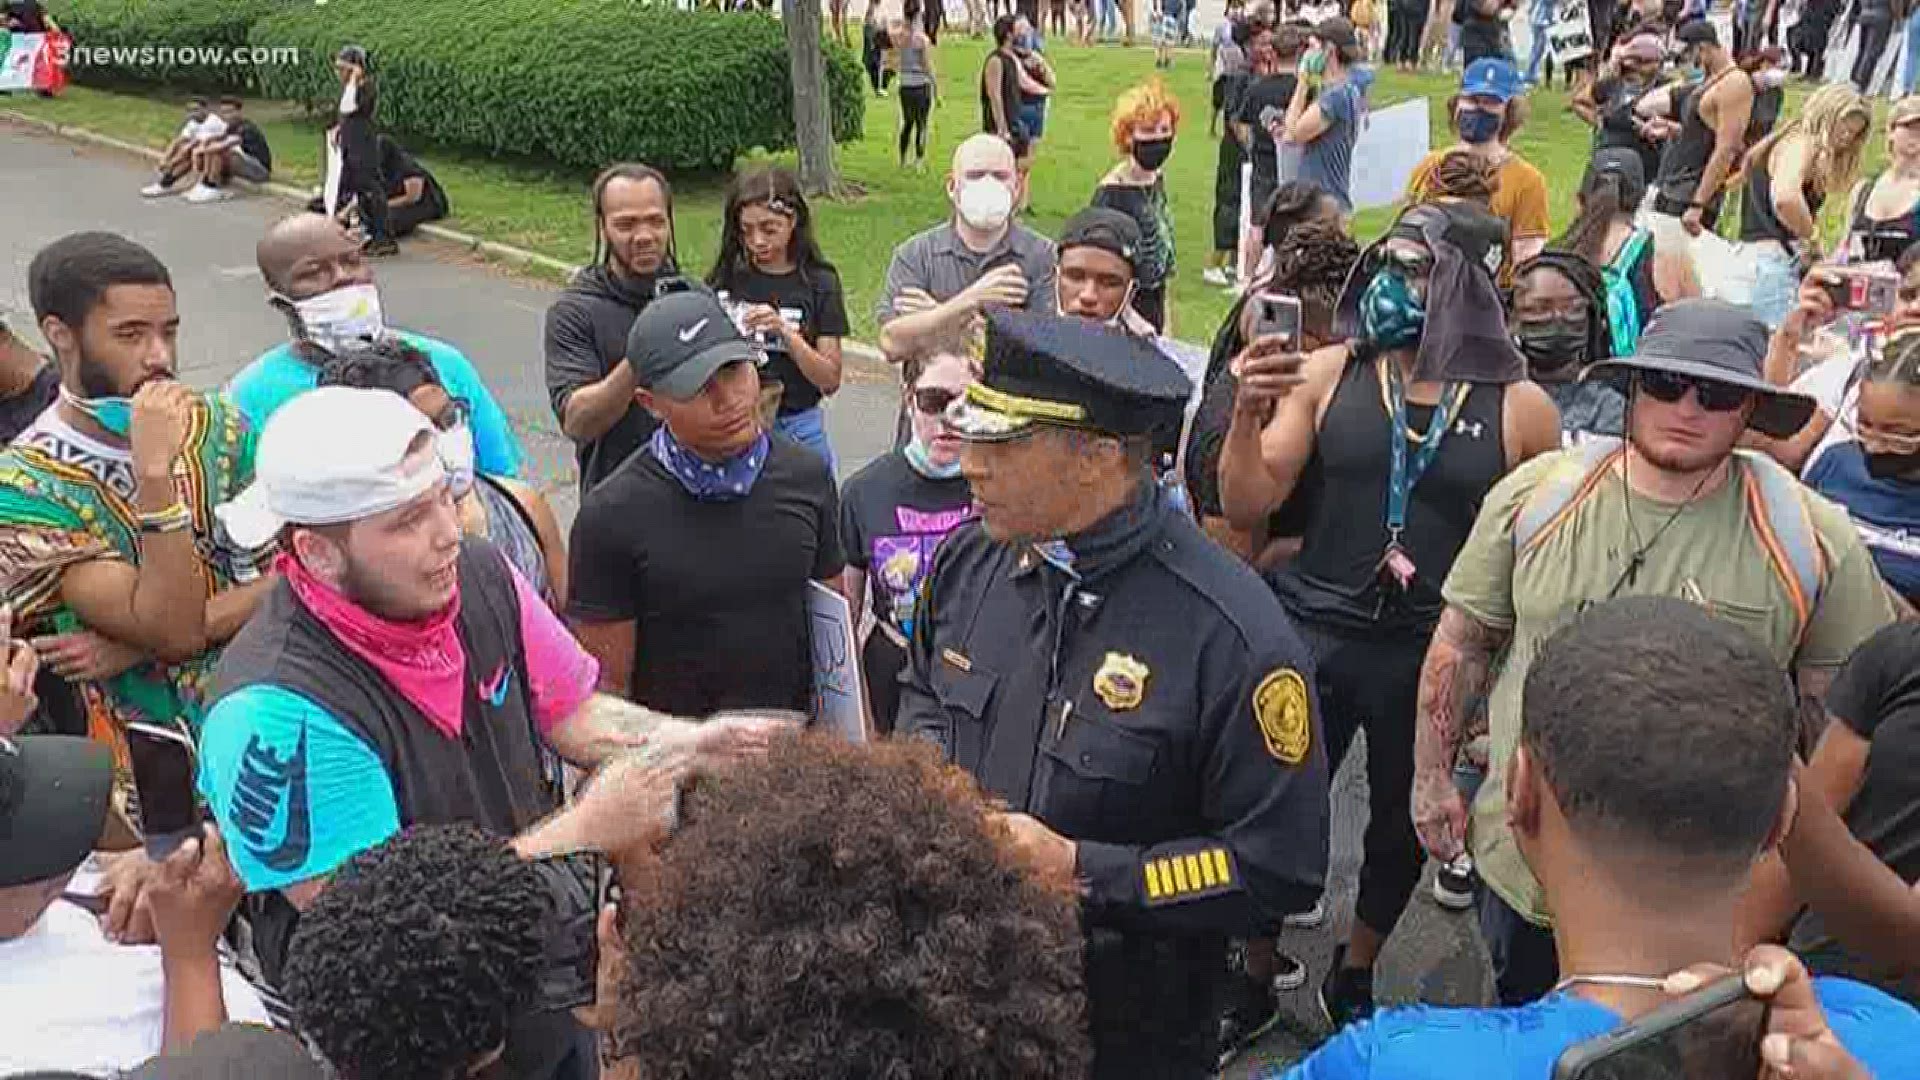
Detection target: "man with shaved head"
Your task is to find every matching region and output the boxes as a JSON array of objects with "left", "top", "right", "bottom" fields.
[
  {"left": 223, "top": 213, "right": 525, "bottom": 478},
  {"left": 874, "top": 133, "right": 1055, "bottom": 362}
]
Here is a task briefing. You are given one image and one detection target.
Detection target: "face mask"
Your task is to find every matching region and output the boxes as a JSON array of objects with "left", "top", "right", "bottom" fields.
[
  {"left": 904, "top": 434, "right": 965, "bottom": 480},
  {"left": 59, "top": 385, "right": 134, "bottom": 438},
  {"left": 1753, "top": 67, "right": 1787, "bottom": 91},
  {"left": 1359, "top": 268, "right": 1426, "bottom": 351},
  {"left": 955, "top": 178, "right": 1014, "bottom": 231},
  {"left": 438, "top": 419, "right": 477, "bottom": 497},
  {"left": 1057, "top": 278, "right": 1137, "bottom": 327},
  {"left": 1131, "top": 137, "right": 1174, "bottom": 172},
  {"left": 1513, "top": 320, "right": 1588, "bottom": 374},
  {"left": 1302, "top": 49, "right": 1328, "bottom": 78},
  {"left": 277, "top": 282, "right": 387, "bottom": 355},
  {"left": 1866, "top": 447, "right": 1920, "bottom": 482},
  {"left": 1457, "top": 107, "right": 1501, "bottom": 144}
]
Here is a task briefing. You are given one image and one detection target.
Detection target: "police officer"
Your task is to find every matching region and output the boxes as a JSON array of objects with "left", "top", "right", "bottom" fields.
[{"left": 897, "top": 308, "right": 1330, "bottom": 1078}]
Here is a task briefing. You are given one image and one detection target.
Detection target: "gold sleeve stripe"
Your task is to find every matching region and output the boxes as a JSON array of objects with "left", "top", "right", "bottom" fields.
[
  {"left": 1142, "top": 848, "right": 1239, "bottom": 905},
  {"left": 1188, "top": 853, "right": 1210, "bottom": 889},
  {"left": 1145, "top": 860, "right": 1165, "bottom": 899},
  {"left": 1211, "top": 848, "right": 1232, "bottom": 885}
]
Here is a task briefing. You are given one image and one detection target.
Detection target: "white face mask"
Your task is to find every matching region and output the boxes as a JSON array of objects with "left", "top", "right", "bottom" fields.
[
  {"left": 955, "top": 178, "right": 1014, "bottom": 231},
  {"left": 438, "top": 418, "right": 476, "bottom": 497},
  {"left": 1753, "top": 67, "right": 1788, "bottom": 90},
  {"left": 278, "top": 282, "right": 388, "bottom": 355}
]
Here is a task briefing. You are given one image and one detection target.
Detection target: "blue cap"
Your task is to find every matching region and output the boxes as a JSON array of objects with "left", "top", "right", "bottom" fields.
[{"left": 1460, "top": 57, "right": 1522, "bottom": 102}]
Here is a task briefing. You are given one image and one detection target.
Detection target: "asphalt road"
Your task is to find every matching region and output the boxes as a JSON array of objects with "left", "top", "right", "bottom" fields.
[{"left": 0, "top": 119, "right": 1492, "bottom": 1072}]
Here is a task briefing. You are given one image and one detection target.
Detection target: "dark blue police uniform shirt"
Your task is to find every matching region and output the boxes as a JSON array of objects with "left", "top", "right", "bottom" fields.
[{"left": 897, "top": 490, "right": 1330, "bottom": 934}]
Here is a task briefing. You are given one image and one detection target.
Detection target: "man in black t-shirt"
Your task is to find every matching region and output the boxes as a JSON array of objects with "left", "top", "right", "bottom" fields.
[
  {"left": 569, "top": 289, "right": 845, "bottom": 719},
  {"left": 377, "top": 135, "right": 451, "bottom": 237},
  {"left": 186, "top": 97, "right": 272, "bottom": 204},
  {"left": 1233, "top": 25, "right": 1305, "bottom": 227}
]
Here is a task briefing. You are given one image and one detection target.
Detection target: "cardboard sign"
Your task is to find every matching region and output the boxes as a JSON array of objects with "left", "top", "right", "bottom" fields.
[
  {"left": 1350, "top": 97, "right": 1431, "bottom": 211},
  {"left": 1546, "top": 0, "right": 1594, "bottom": 65},
  {"left": 807, "top": 580, "right": 868, "bottom": 743}
]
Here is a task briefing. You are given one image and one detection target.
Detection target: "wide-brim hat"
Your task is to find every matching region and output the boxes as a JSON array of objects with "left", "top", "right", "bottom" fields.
[{"left": 1585, "top": 299, "right": 1816, "bottom": 439}]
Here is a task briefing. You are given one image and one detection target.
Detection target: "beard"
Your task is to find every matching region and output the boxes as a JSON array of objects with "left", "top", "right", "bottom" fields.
[
  {"left": 1627, "top": 425, "right": 1733, "bottom": 476},
  {"left": 74, "top": 346, "right": 167, "bottom": 400}
]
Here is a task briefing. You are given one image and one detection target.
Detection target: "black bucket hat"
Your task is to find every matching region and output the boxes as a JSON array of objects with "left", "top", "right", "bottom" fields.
[{"left": 1585, "top": 299, "right": 1816, "bottom": 439}]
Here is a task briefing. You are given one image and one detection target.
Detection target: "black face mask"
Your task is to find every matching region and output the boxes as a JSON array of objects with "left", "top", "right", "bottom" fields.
[
  {"left": 1865, "top": 447, "right": 1920, "bottom": 482},
  {"left": 1513, "top": 320, "right": 1588, "bottom": 376},
  {"left": 1131, "top": 137, "right": 1174, "bottom": 172}
]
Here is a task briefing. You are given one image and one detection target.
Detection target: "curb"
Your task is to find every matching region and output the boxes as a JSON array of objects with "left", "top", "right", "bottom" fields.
[{"left": 1, "top": 109, "right": 896, "bottom": 381}]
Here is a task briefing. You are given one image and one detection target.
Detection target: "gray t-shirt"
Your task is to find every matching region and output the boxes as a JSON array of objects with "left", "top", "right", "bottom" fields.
[{"left": 1294, "top": 71, "right": 1371, "bottom": 212}]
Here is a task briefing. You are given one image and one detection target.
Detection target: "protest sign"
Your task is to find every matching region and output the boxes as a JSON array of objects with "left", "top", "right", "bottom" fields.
[
  {"left": 1546, "top": 0, "right": 1594, "bottom": 65},
  {"left": 807, "top": 580, "right": 867, "bottom": 743},
  {"left": 1350, "top": 97, "right": 1430, "bottom": 211},
  {"left": 1, "top": 32, "right": 63, "bottom": 94}
]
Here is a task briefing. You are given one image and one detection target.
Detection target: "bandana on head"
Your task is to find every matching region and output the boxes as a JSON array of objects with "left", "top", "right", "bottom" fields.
[{"left": 647, "top": 425, "right": 771, "bottom": 501}]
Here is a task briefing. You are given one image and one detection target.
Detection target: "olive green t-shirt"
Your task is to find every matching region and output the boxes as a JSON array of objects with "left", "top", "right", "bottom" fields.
[{"left": 1443, "top": 447, "right": 1898, "bottom": 927}]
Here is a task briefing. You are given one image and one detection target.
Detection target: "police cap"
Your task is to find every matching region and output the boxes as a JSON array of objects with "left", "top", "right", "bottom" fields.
[{"left": 948, "top": 308, "right": 1191, "bottom": 443}]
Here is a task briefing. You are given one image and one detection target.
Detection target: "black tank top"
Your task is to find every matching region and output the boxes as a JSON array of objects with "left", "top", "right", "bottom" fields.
[
  {"left": 1740, "top": 157, "right": 1824, "bottom": 245},
  {"left": 1271, "top": 354, "right": 1508, "bottom": 634},
  {"left": 1850, "top": 172, "right": 1920, "bottom": 264},
  {"left": 1656, "top": 72, "right": 1745, "bottom": 219},
  {"left": 980, "top": 47, "right": 1023, "bottom": 134}
]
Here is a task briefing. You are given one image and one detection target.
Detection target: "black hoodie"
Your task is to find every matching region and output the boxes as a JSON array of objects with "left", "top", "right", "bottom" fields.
[{"left": 543, "top": 262, "right": 668, "bottom": 491}]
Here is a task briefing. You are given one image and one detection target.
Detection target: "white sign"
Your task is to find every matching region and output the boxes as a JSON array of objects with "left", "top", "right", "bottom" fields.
[
  {"left": 1350, "top": 97, "right": 1431, "bottom": 211},
  {"left": 1546, "top": 0, "right": 1594, "bottom": 65},
  {"left": 1, "top": 32, "right": 47, "bottom": 92},
  {"left": 323, "top": 130, "right": 344, "bottom": 218},
  {"left": 807, "top": 580, "right": 867, "bottom": 743}
]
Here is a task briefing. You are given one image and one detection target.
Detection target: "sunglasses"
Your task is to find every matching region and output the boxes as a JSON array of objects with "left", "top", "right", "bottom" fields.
[
  {"left": 1636, "top": 370, "right": 1751, "bottom": 412},
  {"left": 913, "top": 386, "right": 962, "bottom": 415}
]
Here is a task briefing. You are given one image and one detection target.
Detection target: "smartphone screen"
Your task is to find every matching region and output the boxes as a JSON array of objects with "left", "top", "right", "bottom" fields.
[
  {"left": 1252, "top": 292, "right": 1302, "bottom": 344},
  {"left": 1553, "top": 976, "right": 1767, "bottom": 1080},
  {"left": 125, "top": 722, "right": 199, "bottom": 859}
]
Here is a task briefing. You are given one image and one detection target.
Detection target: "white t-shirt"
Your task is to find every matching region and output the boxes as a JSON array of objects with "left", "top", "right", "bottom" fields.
[
  {"left": 0, "top": 898, "right": 270, "bottom": 1076},
  {"left": 1791, "top": 351, "right": 1864, "bottom": 475},
  {"left": 177, "top": 114, "right": 229, "bottom": 143}
]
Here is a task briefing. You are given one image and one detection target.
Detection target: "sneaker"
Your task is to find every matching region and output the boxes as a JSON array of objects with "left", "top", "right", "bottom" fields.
[
  {"left": 1432, "top": 854, "right": 1477, "bottom": 911},
  {"left": 361, "top": 237, "right": 400, "bottom": 258},
  {"left": 140, "top": 181, "right": 174, "bottom": 198},
  {"left": 1216, "top": 969, "right": 1279, "bottom": 1066},
  {"left": 1282, "top": 896, "right": 1326, "bottom": 929},
  {"left": 1269, "top": 951, "right": 1308, "bottom": 992},
  {"left": 1201, "top": 266, "right": 1232, "bottom": 287},
  {"left": 184, "top": 183, "right": 229, "bottom": 204},
  {"left": 1318, "top": 945, "right": 1376, "bottom": 1030}
]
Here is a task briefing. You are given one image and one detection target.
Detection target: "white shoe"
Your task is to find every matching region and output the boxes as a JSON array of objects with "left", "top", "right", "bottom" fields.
[
  {"left": 140, "top": 181, "right": 174, "bottom": 197},
  {"left": 1201, "top": 267, "right": 1231, "bottom": 287},
  {"left": 184, "top": 183, "right": 229, "bottom": 204},
  {"left": 1282, "top": 895, "right": 1327, "bottom": 929}
]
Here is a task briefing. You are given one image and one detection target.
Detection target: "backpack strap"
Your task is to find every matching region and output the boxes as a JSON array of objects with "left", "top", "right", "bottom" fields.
[
  {"left": 1513, "top": 438, "right": 1627, "bottom": 556},
  {"left": 1733, "top": 449, "right": 1828, "bottom": 643}
]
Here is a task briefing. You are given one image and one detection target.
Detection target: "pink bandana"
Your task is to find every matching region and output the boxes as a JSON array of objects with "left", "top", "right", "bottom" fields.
[{"left": 281, "top": 552, "right": 469, "bottom": 737}]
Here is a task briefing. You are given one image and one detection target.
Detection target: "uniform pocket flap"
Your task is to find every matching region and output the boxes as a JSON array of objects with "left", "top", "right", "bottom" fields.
[
  {"left": 1052, "top": 717, "right": 1158, "bottom": 785},
  {"left": 932, "top": 661, "right": 998, "bottom": 720}
]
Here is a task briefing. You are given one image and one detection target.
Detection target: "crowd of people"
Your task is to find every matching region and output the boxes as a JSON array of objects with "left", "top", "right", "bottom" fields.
[{"left": 8, "top": 2, "right": 1920, "bottom": 1079}]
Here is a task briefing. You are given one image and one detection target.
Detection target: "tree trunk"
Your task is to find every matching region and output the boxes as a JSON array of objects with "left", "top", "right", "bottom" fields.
[{"left": 783, "top": 0, "right": 839, "bottom": 194}]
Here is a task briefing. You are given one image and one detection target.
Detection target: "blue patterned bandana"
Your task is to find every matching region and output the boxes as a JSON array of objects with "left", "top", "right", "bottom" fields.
[{"left": 648, "top": 425, "right": 770, "bottom": 502}]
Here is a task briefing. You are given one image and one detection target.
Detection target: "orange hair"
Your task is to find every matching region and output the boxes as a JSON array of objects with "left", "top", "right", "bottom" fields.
[{"left": 1110, "top": 78, "right": 1182, "bottom": 155}]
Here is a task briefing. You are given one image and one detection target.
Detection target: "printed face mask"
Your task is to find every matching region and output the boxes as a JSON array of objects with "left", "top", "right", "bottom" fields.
[
  {"left": 1456, "top": 107, "right": 1501, "bottom": 144},
  {"left": 277, "top": 282, "right": 387, "bottom": 355},
  {"left": 956, "top": 178, "right": 1014, "bottom": 231},
  {"left": 438, "top": 418, "right": 477, "bottom": 497},
  {"left": 1359, "top": 267, "right": 1426, "bottom": 350}
]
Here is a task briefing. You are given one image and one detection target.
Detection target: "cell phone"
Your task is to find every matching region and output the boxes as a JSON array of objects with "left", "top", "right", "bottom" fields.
[
  {"left": 533, "top": 852, "right": 602, "bottom": 1012},
  {"left": 1822, "top": 266, "right": 1901, "bottom": 316},
  {"left": 1551, "top": 974, "right": 1768, "bottom": 1080},
  {"left": 653, "top": 274, "right": 694, "bottom": 299},
  {"left": 1251, "top": 291, "right": 1303, "bottom": 344},
  {"left": 124, "top": 722, "right": 200, "bottom": 860}
]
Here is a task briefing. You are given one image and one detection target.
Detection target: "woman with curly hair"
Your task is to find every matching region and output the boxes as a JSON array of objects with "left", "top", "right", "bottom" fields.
[
  {"left": 1092, "top": 78, "right": 1182, "bottom": 332},
  {"left": 611, "top": 735, "right": 1089, "bottom": 1079}
]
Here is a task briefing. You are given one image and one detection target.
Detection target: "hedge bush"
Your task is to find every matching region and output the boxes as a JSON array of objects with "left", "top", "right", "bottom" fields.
[
  {"left": 47, "top": 0, "right": 294, "bottom": 91},
  {"left": 245, "top": 0, "right": 865, "bottom": 172}
]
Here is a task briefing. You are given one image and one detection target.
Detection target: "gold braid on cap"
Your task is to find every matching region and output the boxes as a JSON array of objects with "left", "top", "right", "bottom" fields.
[{"left": 964, "top": 382, "right": 1090, "bottom": 423}]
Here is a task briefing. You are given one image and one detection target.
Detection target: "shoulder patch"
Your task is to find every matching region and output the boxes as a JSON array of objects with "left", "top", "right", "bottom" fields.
[
  {"left": 1143, "top": 843, "right": 1239, "bottom": 907},
  {"left": 1252, "top": 668, "right": 1312, "bottom": 765}
]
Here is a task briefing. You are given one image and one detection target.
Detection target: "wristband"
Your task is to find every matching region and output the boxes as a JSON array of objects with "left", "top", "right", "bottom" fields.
[{"left": 137, "top": 501, "right": 193, "bottom": 535}]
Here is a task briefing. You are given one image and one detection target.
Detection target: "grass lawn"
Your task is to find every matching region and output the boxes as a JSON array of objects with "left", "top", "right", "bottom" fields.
[{"left": 1, "top": 38, "right": 1884, "bottom": 343}]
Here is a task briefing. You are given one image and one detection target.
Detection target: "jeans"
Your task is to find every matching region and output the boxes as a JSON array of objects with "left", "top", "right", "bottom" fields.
[
  {"left": 1098, "top": 0, "right": 1117, "bottom": 37},
  {"left": 1523, "top": 22, "right": 1551, "bottom": 81},
  {"left": 1904, "top": 8, "right": 1920, "bottom": 93},
  {"left": 1854, "top": 19, "right": 1894, "bottom": 93},
  {"left": 775, "top": 405, "right": 838, "bottom": 476},
  {"left": 1749, "top": 241, "right": 1800, "bottom": 330}
]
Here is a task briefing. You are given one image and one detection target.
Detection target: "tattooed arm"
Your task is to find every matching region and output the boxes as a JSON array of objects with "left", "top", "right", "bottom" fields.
[
  {"left": 544, "top": 693, "right": 793, "bottom": 769},
  {"left": 1411, "top": 604, "right": 1510, "bottom": 862}
]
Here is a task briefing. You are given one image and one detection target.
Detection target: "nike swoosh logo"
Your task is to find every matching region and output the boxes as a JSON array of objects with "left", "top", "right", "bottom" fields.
[
  {"left": 483, "top": 661, "right": 512, "bottom": 708},
  {"left": 231, "top": 725, "right": 311, "bottom": 874},
  {"left": 678, "top": 318, "right": 710, "bottom": 343}
]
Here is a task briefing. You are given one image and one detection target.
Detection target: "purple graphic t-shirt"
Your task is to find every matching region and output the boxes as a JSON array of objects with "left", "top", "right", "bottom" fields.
[{"left": 839, "top": 452, "right": 974, "bottom": 633}]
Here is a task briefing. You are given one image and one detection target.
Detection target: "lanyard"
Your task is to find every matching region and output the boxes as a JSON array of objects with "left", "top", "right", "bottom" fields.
[{"left": 1380, "top": 358, "right": 1469, "bottom": 542}]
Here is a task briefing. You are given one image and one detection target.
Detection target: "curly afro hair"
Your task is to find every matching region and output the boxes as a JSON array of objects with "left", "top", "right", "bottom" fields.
[
  {"left": 613, "top": 735, "right": 1090, "bottom": 1079},
  {"left": 282, "top": 824, "right": 549, "bottom": 1080}
]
